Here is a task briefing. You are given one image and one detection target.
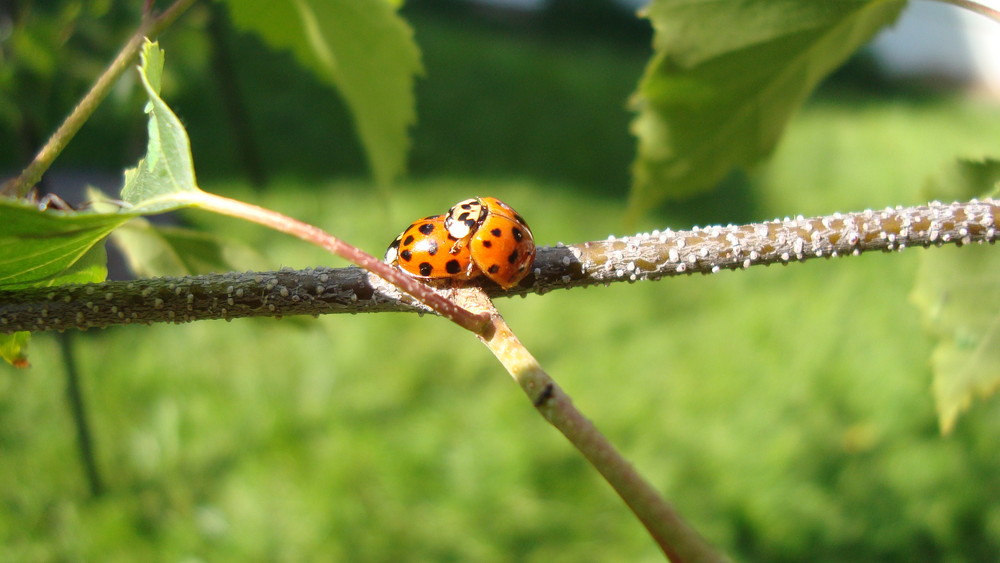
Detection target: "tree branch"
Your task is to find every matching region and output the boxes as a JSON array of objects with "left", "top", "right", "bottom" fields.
[
  {"left": 453, "top": 286, "right": 725, "bottom": 562},
  {"left": 931, "top": 0, "right": 1000, "bottom": 24},
  {"left": 1, "top": 198, "right": 996, "bottom": 334}
]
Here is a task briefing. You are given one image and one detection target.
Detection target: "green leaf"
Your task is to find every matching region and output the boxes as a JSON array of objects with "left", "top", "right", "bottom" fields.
[
  {"left": 923, "top": 158, "right": 1000, "bottom": 202},
  {"left": 121, "top": 39, "right": 205, "bottom": 213},
  {"left": 0, "top": 41, "right": 201, "bottom": 289},
  {"left": 0, "top": 202, "right": 110, "bottom": 366},
  {"left": 0, "top": 41, "right": 203, "bottom": 363},
  {"left": 110, "top": 218, "right": 268, "bottom": 278},
  {"left": 629, "top": 0, "right": 906, "bottom": 216},
  {"left": 912, "top": 166, "right": 1000, "bottom": 434},
  {"left": 222, "top": 0, "right": 423, "bottom": 186},
  {"left": 911, "top": 243, "right": 1000, "bottom": 435},
  {"left": 0, "top": 331, "right": 31, "bottom": 368},
  {"left": 0, "top": 199, "right": 124, "bottom": 290}
]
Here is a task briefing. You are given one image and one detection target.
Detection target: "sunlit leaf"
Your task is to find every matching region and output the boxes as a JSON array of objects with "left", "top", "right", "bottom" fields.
[
  {"left": 111, "top": 218, "right": 268, "bottom": 277},
  {"left": 922, "top": 158, "right": 1000, "bottom": 203},
  {"left": 912, "top": 243, "right": 1000, "bottom": 434},
  {"left": 0, "top": 331, "right": 31, "bottom": 368},
  {"left": 0, "top": 199, "right": 123, "bottom": 290},
  {"left": 222, "top": 0, "right": 422, "bottom": 186},
  {"left": 120, "top": 39, "right": 205, "bottom": 213},
  {"left": 912, "top": 165, "right": 1000, "bottom": 433},
  {"left": 0, "top": 41, "right": 204, "bottom": 364},
  {"left": 629, "top": 0, "right": 905, "bottom": 217}
]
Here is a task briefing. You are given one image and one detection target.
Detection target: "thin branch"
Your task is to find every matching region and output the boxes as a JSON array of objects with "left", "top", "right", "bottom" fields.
[
  {"left": 930, "top": 0, "right": 1000, "bottom": 23},
  {"left": 1, "top": 0, "right": 200, "bottom": 198},
  {"left": 1, "top": 198, "right": 997, "bottom": 334},
  {"left": 191, "top": 192, "right": 491, "bottom": 333},
  {"left": 452, "top": 286, "right": 726, "bottom": 562},
  {"left": 58, "top": 332, "right": 104, "bottom": 497}
]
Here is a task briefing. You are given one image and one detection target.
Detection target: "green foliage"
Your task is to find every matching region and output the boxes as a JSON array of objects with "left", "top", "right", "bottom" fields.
[
  {"left": 222, "top": 0, "right": 422, "bottom": 186},
  {"left": 923, "top": 158, "right": 1000, "bottom": 203},
  {"left": 913, "top": 242, "right": 1000, "bottom": 435},
  {"left": 110, "top": 218, "right": 267, "bottom": 278},
  {"left": 0, "top": 199, "right": 116, "bottom": 367},
  {"left": 0, "top": 1, "right": 140, "bottom": 161},
  {"left": 0, "top": 200, "right": 117, "bottom": 290},
  {"left": 629, "top": 0, "right": 906, "bottom": 216},
  {"left": 0, "top": 331, "right": 31, "bottom": 367},
  {"left": 407, "top": 12, "right": 646, "bottom": 197},
  {"left": 912, "top": 163, "right": 1000, "bottom": 433},
  {"left": 0, "top": 41, "right": 207, "bottom": 365},
  {"left": 1, "top": 40, "right": 204, "bottom": 288},
  {"left": 120, "top": 41, "right": 203, "bottom": 212},
  {"left": 5, "top": 107, "right": 1000, "bottom": 557},
  {"left": 2, "top": 2, "right": 1000, "bottom": 560}
]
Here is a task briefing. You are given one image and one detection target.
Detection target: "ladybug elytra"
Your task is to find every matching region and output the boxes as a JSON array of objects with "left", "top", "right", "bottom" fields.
[
  {"left": 386, "top": 197, "right": 536, "bottom": 290},
  {"left": 385, "top": 214, "right": 476, "bottom": 280}
]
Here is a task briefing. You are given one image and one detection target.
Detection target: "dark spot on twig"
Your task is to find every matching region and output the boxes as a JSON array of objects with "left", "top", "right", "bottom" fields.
[{"left": 533, "top": 383, "right": 555, "bottom": 407}]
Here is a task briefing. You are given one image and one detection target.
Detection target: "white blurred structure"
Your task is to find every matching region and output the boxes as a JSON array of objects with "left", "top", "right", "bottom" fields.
[
  {"left": 870, "top": 1, "right": 1000, "bottom": 97},
  {"left": 469, "top": 0, "right": 1000, "bottom": 97}
]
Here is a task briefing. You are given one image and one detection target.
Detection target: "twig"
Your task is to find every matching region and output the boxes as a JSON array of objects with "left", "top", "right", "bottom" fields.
[
  {"left": 931, "top": 0, "right": 1000, "bottom": 23},
  {"left": 452, "top": 286, "right": 727, "bottom": 562},
  {"left": 1, "top": 198, "right": 996, "bottom": 334},
  {"left": 189, "top": 191, "right": 491, "bottom": 333},
  {"left": 58, "top": 332, "right": 104, "bottom": 497}
]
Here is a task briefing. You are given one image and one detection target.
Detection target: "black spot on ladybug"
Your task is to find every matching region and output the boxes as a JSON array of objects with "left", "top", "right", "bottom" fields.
[
  {"left": 418, "top": 223, "right": 435, "bottom": 235},
  {"left": 426, "top": 241, "right": 439, "bottom": 256},
  {"left": 400, "top": 250, "right": 412, "bottom": 261},
  {"left": 403, "top": 235, "right": 415, "bottom": 246},
  {"left": 490, "top": 228, "right": 502, "bottom": 237},
  {"left": 487, "top": 264, "right": 500, "bottom": 274},
  {"left": 508, "top": 250, "right": 519, "bottom": 264},
  {"left": 482, "top": 240, "right": 492, "bottom": 248},
  {"left": 461, "top": 203, "right": 474, "bottom": 210},
  {"left": 419, "top": 262, "right": 433, "bottom": 276},
  {"left": 513, "top": 213, "right": 529, "bottom": 229},
  {"left": 445, "top": 260, "right": 462, "bottom": 274},
  {"left": 512, "top": 227, "right": 523, "bottom": 241}
]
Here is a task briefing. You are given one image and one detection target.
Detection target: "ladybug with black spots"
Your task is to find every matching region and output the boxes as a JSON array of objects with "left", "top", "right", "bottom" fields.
[
  {"left": 445, "top": 196, "right": 536, "bottom": 289},
  {"left": 385, "top": 214, "right": 476, "bottom": 281}
]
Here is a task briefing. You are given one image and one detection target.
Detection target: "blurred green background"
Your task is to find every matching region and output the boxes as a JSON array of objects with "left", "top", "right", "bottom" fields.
[{"left": 3, "top": 1, "right": 1000, "bottom": 561}]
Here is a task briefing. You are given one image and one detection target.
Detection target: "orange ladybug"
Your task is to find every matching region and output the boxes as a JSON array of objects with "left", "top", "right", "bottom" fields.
[
  {"left": 445, "top": 197, "right": 535, "bottom": 289},
  {"left": 385, "top": 215, "right": 476, "bottom": 280}
]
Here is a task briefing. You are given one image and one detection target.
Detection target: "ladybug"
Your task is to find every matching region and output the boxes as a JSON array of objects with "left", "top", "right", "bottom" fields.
[
  {"left": 385, "top": 214, "right": 476, "bottom": 281},
  {"left": 445, "top": 197, "right": 536, "bottom": 289}
]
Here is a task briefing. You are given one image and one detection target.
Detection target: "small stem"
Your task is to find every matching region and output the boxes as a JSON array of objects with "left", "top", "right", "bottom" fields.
[
  {"left": 930, "top": 0, "right": 1000, "bottom": 23},
  {"left": 58, "top": 332, "right": 104, "bottom": 497},
  {"left": 192, "top": 192, "right": 491, "bottom": 333},
  {"left": 1, "top": 0, "right": 200, "bottom": 198},
  {"left": 453, "top": 287, "right": 727, "bottom": 563}
]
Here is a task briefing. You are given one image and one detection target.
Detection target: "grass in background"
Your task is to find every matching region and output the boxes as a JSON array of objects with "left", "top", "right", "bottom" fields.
[
  {"left": 4, "top": 93, "right": 1000, "bottom": 560},
  {"left": 4, "top": 5, "right": 1000, "bottom": 561}
]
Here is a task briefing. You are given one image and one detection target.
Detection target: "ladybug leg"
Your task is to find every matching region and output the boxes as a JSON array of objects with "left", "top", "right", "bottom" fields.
[{"left": 449, "top": 237, "right": 469, "bottom": 254}]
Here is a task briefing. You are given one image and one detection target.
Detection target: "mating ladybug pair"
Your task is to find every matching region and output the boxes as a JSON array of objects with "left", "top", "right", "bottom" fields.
[{"left": 385, "top": 197, "right": 536, "bottom": 289}]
